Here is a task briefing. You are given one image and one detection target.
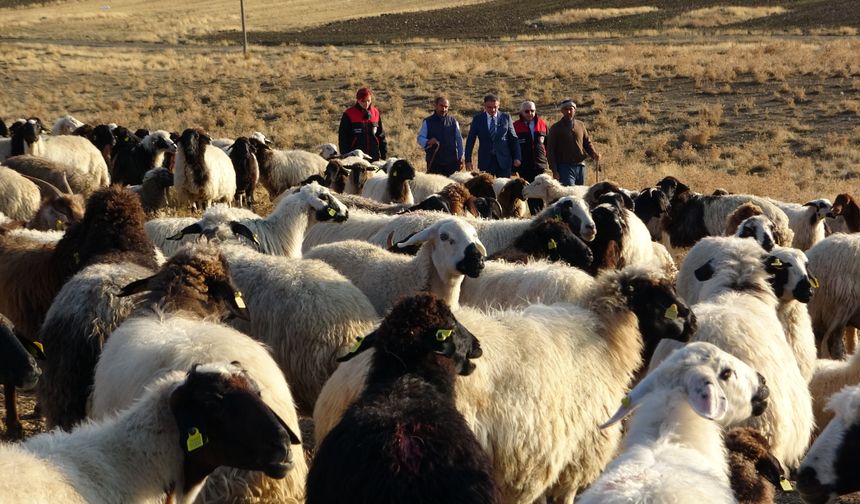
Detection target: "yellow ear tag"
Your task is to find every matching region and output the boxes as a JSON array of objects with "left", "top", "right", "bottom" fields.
[
  {"left": 350, "top": 336, "right": 363, "bottom": 353},
  {"left": 186, "top": 428, "right": 206, "bottom": 452},
  {"left": 32, "top": 341, "right": 44, "bottom": 353},
  {"left": 234, "top": 291, "right": 246, "bottom": 309},
  {"left": 391, "top": 169, "right": 397, "bottom": 177},
  {"left": 664, "top": 304, "right": 679, "bottom": 320},
  {"left": 621, "top": 395, "right": 632, "bottom": 407},
  {"left": 252, "top": 233, "right": 260, "bottom": 245},
  {"left": 770, "top": 258, "right": 783, "bottom": 268},
  {"left": 810, "top": 276, "right": 820, "bottom": 289},
  {"left": 55, "top": 219, "right": 64, "bottom": 231},
  {"left": 547, "top": 238, "right": 558, "bottom": 250},
  {"left": 552, "top": 215, "right": 562, "bottom": 223},
  {"left": 435, "top": 329, "right": 453, "bottom": 341},
  {"left": 779, "top": 478, "right": 793, "bottom": 492},
  {"left": 327, "top": 208, "right": 336, "bottom": 217}
]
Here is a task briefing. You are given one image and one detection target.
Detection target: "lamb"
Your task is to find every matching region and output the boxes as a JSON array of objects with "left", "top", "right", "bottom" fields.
[
  {"left": 725, "top": 427, "right": 784, "bottom": 504},
  {"left": 88, "top": 244, "right": 306, "bottom": 504},
  {"left": 317, "top": 143, "right": 338, "bottom": 159},
  {"left": 50, "top": 114, "right": 85, "bottom": 135},
  {"left": 0, "top": 363, "right": 295, "bottom": 504},
  {"left": 657, "top": 176, "right": 794, "bottom": 249},
  {"left": 411, "top": 171, "right": 461, "bottom": 203},
  {"left": 307, "top": 294, "right": 499, "bottom": 504},
  {"left": 110, "top": 129, "right": 177, "bottom": 186},
  {"left": 130, "top": 167, "right": 174, "bottom": 213},
  {"left": 2, "top": 154, "right": 102, "bottom": 197},
  {"left": 728, "top": 209, "right": 777, "bottom": 252},
  {"left": 313, "top": 266, "right": 695, "bottom": 503},
  {"left": 360, "top": 158, "right": 416, "bottom": 204},
  {"left": 805, "top": 232, "right": 860, "bottom": 358},
  {"left": 797, "top": 385, "right": 860, "bottom": 504},
  {"left": 16, "top": 121, "right": 110, "bottom": 190},
  {"left": 0, "top": 166, "right": 41, "bottom": 221},
  {"left": 766, "top": 197, "right": 832, "bottom": 251},
  {"left": 462, "top": 172, "right": 497, "bottom": 199},
  {"left": 0, "top": 186, "right": 160, "bottom": 339},
  {"left": 343, "top": 160, "right": 375, "bottom": 194},
  {"left": 683, "top": 238, "right": 814, "bottom": 469},
  {"left": 226, "top": 137, "right": 259, "bottom": 208},
  {"left": 304, "top": 218, "right": 486, "bottom": 314},
  {"left": 494, "top": 177, "right": 529, "bottom": 218},
  {"left": 174, "top": 128, "right": 236, "bottom": 210},
  {"left": 826, "top": 193, "right": 859, "bottom": 234},
  {"left": 0, "top": 314, "right": 41, "bottom": 438},
  {"left": 147, "top": 182, "right": 349, "bottom": 258},
  {"left": 522, "top": 172, "right": 589, "bottom": 205},
  {"left": 252, "top": 140, "right": 327, "bottom": 199},
  {"left": 577, "top": 342, "right": 770, "bottom": 504},
  {"left": 217, "top": 242, "right": 379, "bottom": 414}
]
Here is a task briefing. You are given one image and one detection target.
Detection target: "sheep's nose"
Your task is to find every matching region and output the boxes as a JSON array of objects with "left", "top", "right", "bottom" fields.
[
  {"left": 797, "top": 466, "right": 833, "bottom": 504},
  {"left": 752, "top": 372, "right": 769, "bottom": 416}
]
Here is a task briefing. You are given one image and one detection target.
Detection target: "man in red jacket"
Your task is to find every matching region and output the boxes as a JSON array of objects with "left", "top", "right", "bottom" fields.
[
  {"left": 513, "top": 100, "right": 549, "bottom": 214},
  {"left": 338, "top": 87, "right": 388, "bottom": 161}
]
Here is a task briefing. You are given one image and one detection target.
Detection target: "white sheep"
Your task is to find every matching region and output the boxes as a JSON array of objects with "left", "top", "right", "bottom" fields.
[
  {"left": 522, "top": 173, "right": 589, "bottom": 205},
  {"left": 578, "top": 341, "right": 770, "bottom": 504},
  {"left": 809, "top": 349, "right": 860, "bottom": 434},
  {"left": 0, "top": 363, "right": 296, "bottom": 504},
  {"left": 305, "top": 218, "right": 486, "bottom": 314},
  {"left": 0, "top": 166, "right": 40, "bottom": 221},
  {"left": 254, "top": 143, "right": 327, "bottom": 199},
  {"left": 448, "top": 170, "right": 476, "bottom": 184},
  {"left": 219, "top": 243, "right": 379, "bottom": 414},
  {"left": 767, "top": 197, "right": 832, "bottom": 251},
  {"left": 300, "top": 207, "right": 397, "bottom": 252},
  {"left": 797, "top": 385, "right": 860, "bottom": 503},
  {"left": 50, "top": 114, "right": 85, "bottom": 135},
  {"left": 359, "top": 159, "right": 415, "bottom": 204},
  {"left": 17, "top": 121, "right": 110, "bottom": 189},
  {"left": 146, "top": 182, "right": 348, "bottom": 258},
  {"left": 410, "top": 171, "right": 457, "bottom": 203},
  {"left": 683, "top": 238, "right": 814, "bottom": 469},
  {"left": 459, "top": 259, "right": 594, "bottom": 310},
  {"left": 317, "top": 143, "right": 339, "bottom": 160},
  {"left": 314, "top": 266, "right": 694, "bottom": 503},
  {"left": 173, "top": 127, "right": 236, "bottom": 210},
  {"left": 805, "top": 232, "right": 860, "bottom": 359}
]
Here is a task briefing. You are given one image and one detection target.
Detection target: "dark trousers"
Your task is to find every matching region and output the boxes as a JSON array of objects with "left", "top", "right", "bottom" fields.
[{"left": 428, "top": 161, "right": 460, "bottom": 177}]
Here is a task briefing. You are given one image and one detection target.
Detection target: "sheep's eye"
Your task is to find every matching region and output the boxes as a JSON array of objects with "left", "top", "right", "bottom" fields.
[
  {"left": 719, "top": 368, "right": 733, "bottom": 381},
  {"left": 440, "top": 233, "right": 449, "bottom": 241}
]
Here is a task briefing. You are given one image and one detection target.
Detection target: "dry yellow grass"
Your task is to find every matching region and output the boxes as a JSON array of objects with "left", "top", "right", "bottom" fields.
[
  {"left": 531, "top": 6, "right": 659, "bottom": 25},
  {"left": 666, "top": 6, "right": 788, "bottom": 28},
  {"left": 1, "top": 36, "right": 858, "bottom": 205},
  {"left": 0, "top": 0, "right": 492, "bottom": 43}
]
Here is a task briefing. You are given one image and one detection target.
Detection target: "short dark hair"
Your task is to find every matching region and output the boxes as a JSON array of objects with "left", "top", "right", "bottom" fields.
[
  {"left": 434, "top": 96, "right": 448, "bottom": 105},
  {"left": 483, "top": 94, "right": 499, "bottom": 103}
]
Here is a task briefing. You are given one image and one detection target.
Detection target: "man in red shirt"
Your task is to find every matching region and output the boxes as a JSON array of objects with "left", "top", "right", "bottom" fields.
[
  {"left": 338, "top": 87, "right": 388, "bottom": 161},
  {"left": 513, "top": 100, "right": 550, "bottom": 214}
]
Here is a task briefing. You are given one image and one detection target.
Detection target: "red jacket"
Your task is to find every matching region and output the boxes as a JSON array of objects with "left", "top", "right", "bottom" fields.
[
  {"left": 338, "top": 104, "right": 387, "bottom": 161},
  {"left": 513, "top": 116, "right": 549, "bottom": 182}
]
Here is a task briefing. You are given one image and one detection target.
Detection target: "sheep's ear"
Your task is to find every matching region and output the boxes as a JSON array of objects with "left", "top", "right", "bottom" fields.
[
  {"left": 229, "top": 222, "right": 259, "bottom": 247},
  {"left": 337, "top": 330, "right": 377, "bottom": 362},
  {"left": 684, "top": 368, "right": 727, "bottom": 421},
  {"left": 118, "top": 275, "right": 155, "bottom": 297},
  {"left": 398, "top": 226, "right": 436, "bottom": 248},
  {"left": 763, "top": 255, "right": 785, "bottom": 273},
  {"left": 167, "top": 223, "right": 202, "bottom": 240},
  {"left": 694, "top": 260, "right": 715, "bottom": 281},
  {"left": 16, "top": 334, "right": 46, "bottom": 360},
  {"left": 271, "top": 410, "right": 302, "bottom": 445},
  {"left": 600, "top": 370, "right": 659, "bottom": 428},
  {"left": 209, "top": 281, "right": 250, "bottom": 321}
]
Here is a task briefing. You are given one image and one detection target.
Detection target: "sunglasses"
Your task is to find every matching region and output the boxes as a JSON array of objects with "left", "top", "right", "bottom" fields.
[{"left": 523, "top": 109, "right": 536, "bottom": 113}]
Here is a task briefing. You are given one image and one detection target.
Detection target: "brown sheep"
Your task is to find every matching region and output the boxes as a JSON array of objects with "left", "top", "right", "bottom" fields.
[{"left": 726, "top": 427, "right": 783, "bottom": 504}]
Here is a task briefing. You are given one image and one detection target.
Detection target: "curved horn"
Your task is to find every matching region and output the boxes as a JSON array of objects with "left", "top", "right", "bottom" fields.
[
  {"left": 21, "top": 174, "right": 63, "bottom": 200},
  {"left": 60, "top": 171, "right": 73, "bottom": 194}
]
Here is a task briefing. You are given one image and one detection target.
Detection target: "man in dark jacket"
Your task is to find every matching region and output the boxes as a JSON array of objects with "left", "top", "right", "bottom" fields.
[
  {"left": 513, "top": 100, "right": 549, "bottom": 214},
  {"left": 546, "top": 98, "right": 600, "bottom": 186},
  {"left": 464, "top": 94, "right": 521, "bottom": 177},
  {"left": 338, "top": 87, "right": 387, "bottom": 161},
  {"left": 416, "top": 96, "right": 464, "bottom": 176}
]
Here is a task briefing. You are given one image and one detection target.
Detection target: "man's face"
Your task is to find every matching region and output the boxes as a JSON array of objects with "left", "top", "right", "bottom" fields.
[
  {"left": 561, "top": 106, "right": 575, "bottom": 120},
  {"left": 484, "top": 100, "right": 499, "bottom": 116},
  {"left": 435, "top": 99, "right": 449, "bottom": 116},
  {"left": 358, "top": 96, "right": 372, "bottom": 109}
]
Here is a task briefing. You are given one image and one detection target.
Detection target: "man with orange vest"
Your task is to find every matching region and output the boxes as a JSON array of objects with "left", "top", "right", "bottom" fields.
[{"left": 338, "top": 87, "right": 388, "bottom": 161}]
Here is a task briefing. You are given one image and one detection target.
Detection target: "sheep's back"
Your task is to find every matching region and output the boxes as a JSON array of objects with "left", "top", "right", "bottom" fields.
[{"left": 0, "top": 166, "right": 40, "bottom": 221}]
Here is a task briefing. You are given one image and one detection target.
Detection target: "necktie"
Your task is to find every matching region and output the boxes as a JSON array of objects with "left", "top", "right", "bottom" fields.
[{"left": 489, "top": 116, "right": 497, "bottom": 136}]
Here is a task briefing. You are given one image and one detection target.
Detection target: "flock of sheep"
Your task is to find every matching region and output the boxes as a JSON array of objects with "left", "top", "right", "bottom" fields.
[{"left": 0, "top": 113, "right": 859, "bottom": 504}]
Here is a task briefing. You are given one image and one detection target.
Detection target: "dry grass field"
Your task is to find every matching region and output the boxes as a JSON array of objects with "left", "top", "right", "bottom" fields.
[{"left": 1, "top": 1, "right": 860, "bottom": 502}]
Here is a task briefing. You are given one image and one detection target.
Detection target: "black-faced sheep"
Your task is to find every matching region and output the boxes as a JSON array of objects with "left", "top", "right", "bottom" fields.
[
  {"left": 797, "top": 385, "right": 860, "bottom": 504},
  {"left": 131, "top": 167, "right": 174, "bottom": 213},
  {"left": 633, "top": 187, "right": 670, "bottom": 242},
  {"left": 111, "top": 130, "right": 177, "bottom": 186},
  {"left": 306, "top": 294, "right": 499, "bottom": 504},
  {"left": 0, "top": 363, "right": 295, "bottom": 504},
  {"left": 767, "top": 197, "right": 832, "bottom": 251},
  {"left": 0, "top": 186, "right": 159, "bottom": 339},
  {"left": 0, "top": 314, "right": 41, "bottom": 438},
  {"left": 174, "top": 127, "right": 236, "bottom": 210},
  {"left": 361, "top": 158, "right": 416, "bottom": 204},
  {"left": 487, "top": 219, "right": 593, "bottom": 270},
  {"left": 226, "top": 137, "right": 259, "bottom": 208}
]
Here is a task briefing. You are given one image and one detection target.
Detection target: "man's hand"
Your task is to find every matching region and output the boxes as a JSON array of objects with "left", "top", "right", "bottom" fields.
[
  {"left": 513, "top": 159, "right": 522, "bottom": 168},
  {"left": 426, "top": 138, "right": 440, "bottom": 148},
  {"left": 593, "top": 152, "right": 601, "bottom": 161},
  {"left": 465, "top": 162, "right": 473, "bottom": 170}
]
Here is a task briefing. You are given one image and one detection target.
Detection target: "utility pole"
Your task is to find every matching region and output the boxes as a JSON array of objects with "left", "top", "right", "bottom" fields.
[{"left": 240, "top": 0, "right": 248, "bottom": 58}]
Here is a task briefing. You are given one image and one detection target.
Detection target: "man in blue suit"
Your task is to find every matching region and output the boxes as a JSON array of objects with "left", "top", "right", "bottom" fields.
[{"left": 464, "top": 94, "right": 522, "bottom": 177}]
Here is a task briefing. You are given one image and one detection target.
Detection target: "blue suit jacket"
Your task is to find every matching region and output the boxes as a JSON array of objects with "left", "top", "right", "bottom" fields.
[{"left": 465, "top": 111, "right": 522, "bottom": 177}]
